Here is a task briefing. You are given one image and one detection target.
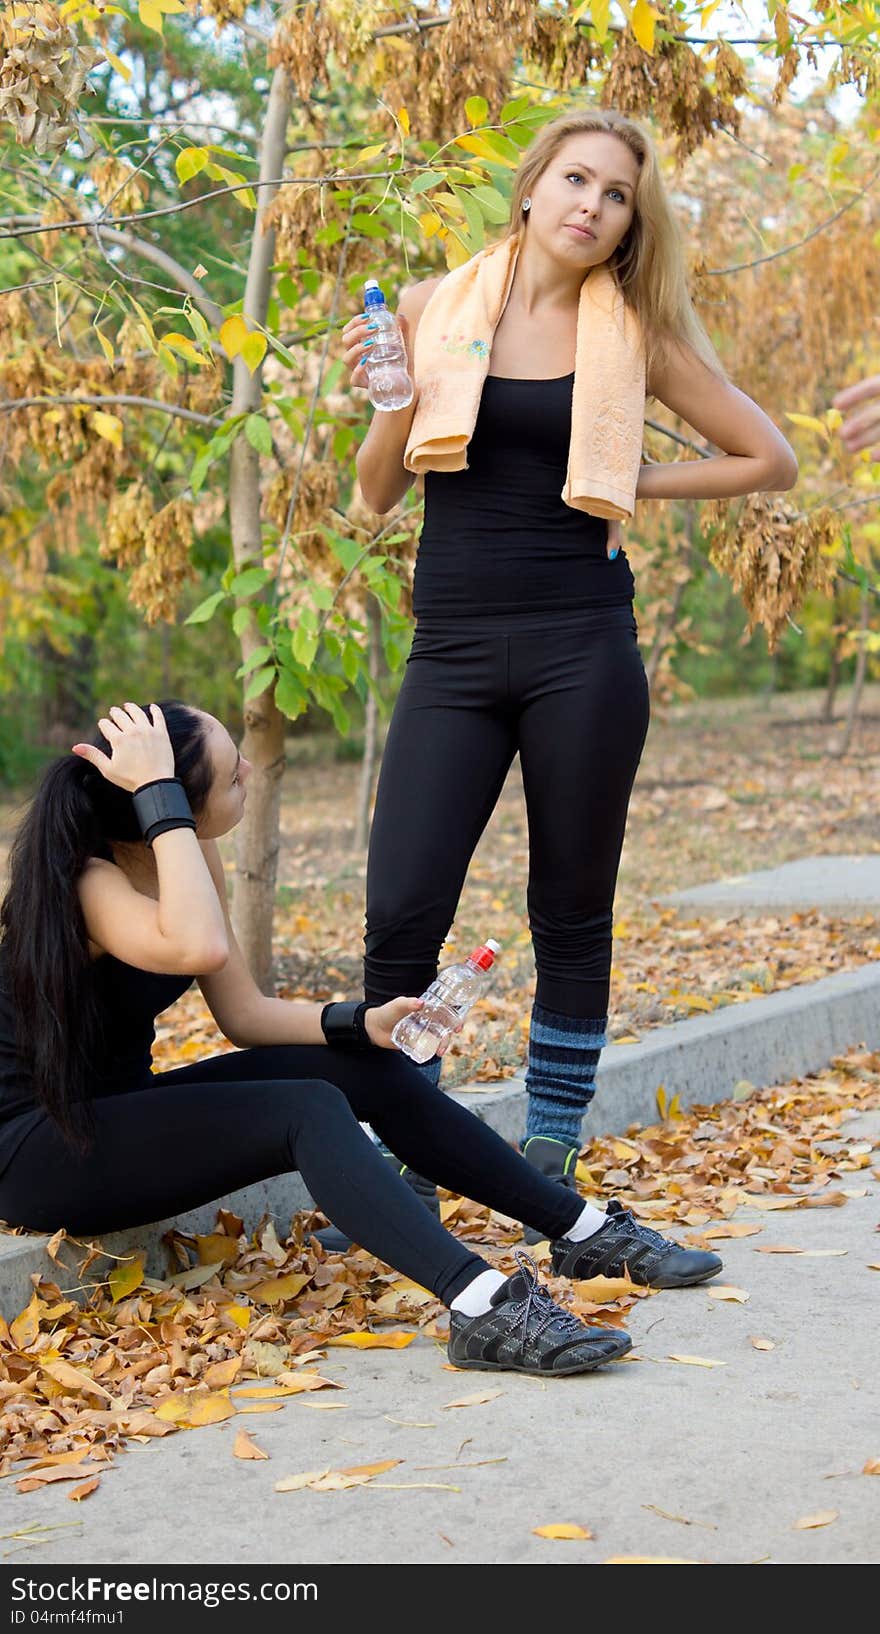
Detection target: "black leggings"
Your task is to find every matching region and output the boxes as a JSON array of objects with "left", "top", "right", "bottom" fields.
[
  {"left": 365, "top": 609, "right": 650, "bottom": 1017},
  {"left": 0, "top": 1045, "right": 583, "bottom": 1307}
]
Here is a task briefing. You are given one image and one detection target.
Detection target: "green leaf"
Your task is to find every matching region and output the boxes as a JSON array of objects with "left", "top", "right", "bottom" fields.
[
  {"left": 232, "top": 605, "right": 252, "bottom": 637},
  {"left": 501, "top": 95, "right": 533, "bottom": 122},
  {"left": 384, "top": 636, "right": 404, "bottom": 672},
  {"left": 278, "top": 274, "right": 299, "bottom": 307},
  {"left": 175, "top": 146, "right": 208, "bottom": 184},
  {"left": 245, "top": 414, "right": 273, "bottom": 456},
  {"left": 244, "top": 664, "right": 276, "bottom": 701},
  {"left": 342, "top": 641, "right": 362, "bottom": 683},
  {"left": 185, "top": 590, "right": 225, "bottom": 625},
  {"left": 465, "top": 95, "right": 489, "bottom": 127},
  {"left": 237, "top": 643, "right": 274, "bottom": 677},
  {"left": 315, "top": 220, "right": 345, "bottom": 247},
  {"left": 275, "top": 668, "right": 308, "bottom": 719},
  {"left": 351, "top": 212, "right": 388, "bottom": 240},
  {"left": 292, "top": 625, "right": 318, "bottom": 669},
  {"left": 467, "top": 183, "right": 510, "bottom": 223},
  {"left": 451, "top": 186, "right": 485, "bottom": 251},
  {"left": 326, "top": 532, "right": 361, "bottom": 572},
  {"left": 333, "top": 424, "right": 356, "bottom": 462},
  {"left": 231, "top": 566, "right": 272, "bottom": 598},
  {"left": 408, "top": 170, "right": 444, "bottom": 196}
]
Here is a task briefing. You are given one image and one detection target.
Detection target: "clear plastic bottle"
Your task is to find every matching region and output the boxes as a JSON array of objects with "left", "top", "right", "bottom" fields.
[
  {"left": 363, "top": 279, "right": 414, "bottom": 412},
  {"left": 391, "top": 940, "right": 501, "bottom": 1064}
]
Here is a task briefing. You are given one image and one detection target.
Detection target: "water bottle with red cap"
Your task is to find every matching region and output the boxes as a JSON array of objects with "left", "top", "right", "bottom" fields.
[{"left": 391, "top": 940, "right": 502, "bottom": 1064}]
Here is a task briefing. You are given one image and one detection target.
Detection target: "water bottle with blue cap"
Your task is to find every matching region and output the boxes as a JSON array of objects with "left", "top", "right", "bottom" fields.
[{"left": 362, "top": 280, "right": 414, "bottom": 412}]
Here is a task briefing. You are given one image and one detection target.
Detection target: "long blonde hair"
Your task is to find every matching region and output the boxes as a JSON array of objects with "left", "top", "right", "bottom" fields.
[{"left": 506, "top": 107, "right": 725, "bottom": 385}]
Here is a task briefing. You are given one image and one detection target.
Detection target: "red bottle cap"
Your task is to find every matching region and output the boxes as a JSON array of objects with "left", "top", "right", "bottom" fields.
[{"left": 469, "top": 940, "right": 500, "bottom": 971}]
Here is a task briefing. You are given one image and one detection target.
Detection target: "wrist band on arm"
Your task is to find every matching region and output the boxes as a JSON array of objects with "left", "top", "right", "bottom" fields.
[
  {"left": 320, "top": 1000, "right": 372, "bottom": 1051},
  {"left": 132, "top": 777, "right": 196, "bottom": 848}
]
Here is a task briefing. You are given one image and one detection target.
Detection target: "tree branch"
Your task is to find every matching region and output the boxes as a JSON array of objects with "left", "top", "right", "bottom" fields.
[
  {"left": 0, "top": 394, "right": 220, "bottom": 427},
  {"left": 706, "top": 164, "right": 880, "bottom": 277}
]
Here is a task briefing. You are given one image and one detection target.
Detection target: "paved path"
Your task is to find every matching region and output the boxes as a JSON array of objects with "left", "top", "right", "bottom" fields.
[
  {"left": 668, "top": 855, "right": 880, "bottom": 916},
  {"left": 3, "top": 1110, "right": 877, "bottom": 1568}
]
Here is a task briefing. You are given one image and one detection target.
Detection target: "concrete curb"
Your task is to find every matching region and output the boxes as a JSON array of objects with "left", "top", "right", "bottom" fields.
[{"left": 2, "top": 961, "right": 879, "bottom": 1320}]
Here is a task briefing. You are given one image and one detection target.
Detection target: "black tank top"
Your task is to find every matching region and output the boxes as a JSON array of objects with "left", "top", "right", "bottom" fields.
[
  {"left": 0, "top": 944, "right": 191, "bottom": 1173},
  {"left": 412, "top": 372, "right": 637, "bottom": 619}
]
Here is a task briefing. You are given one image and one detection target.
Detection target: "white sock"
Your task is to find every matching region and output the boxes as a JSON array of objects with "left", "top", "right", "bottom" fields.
[
  {"left": 563, "top": 1200, "right": 608, "bottom": 1242},
  {"left": 450, "top": 1268, "right": 508, "bottom": 1318}
]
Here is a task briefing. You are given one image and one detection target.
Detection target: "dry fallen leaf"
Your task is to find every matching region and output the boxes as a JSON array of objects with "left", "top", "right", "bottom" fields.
[
  {"left": 702, "top": 1222, "right": 763, "bottom": 1240},
  {"left": 794, "top": 1510, "right": 838, "bottom": 1530},
  {"left": 750, "top": 1337, "right": 775, "bottom": 1351},
  {"left": 233, "top": 1430, "right": 269, "bottom": 1461},
  {"left": 861, "top": 1458, "right": 880, "bottom": 1476},
  {"left": 325, "top": 1332, "right": 416, "bottom": 1350},
  {"left": 667, "top": 1355, "right": 726, "bottom": 1368},
  {"left": 532, "top": 1523, "right": 593, "bottom": 1540},
  {"left": 275, "top": 1459, "right": 401, "bottom": 1494},
  {"left": 570, "top": 1275, "right": 639, "bottom": 1303},
  {"left": 67, "top": 1478, "right": 100, "bottom": 1502},
  {"left": 443, "top": 1389, "right": 504, "bottom": 1410},
  {"left": 707, "top": 1285, "right": 750, "bottom": 1303}
]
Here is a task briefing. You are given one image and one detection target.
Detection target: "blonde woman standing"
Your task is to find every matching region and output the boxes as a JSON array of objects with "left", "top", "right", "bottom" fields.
[{"left": 334, "top": 108, "right": 796, "bottom": 1280}]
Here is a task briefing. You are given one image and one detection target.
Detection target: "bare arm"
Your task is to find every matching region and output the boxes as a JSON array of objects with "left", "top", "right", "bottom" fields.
[
  {"left": 352, "top": 277, "right": 444, "bottom": 515},
  {"left": 197, "top": 842, "right": 425, "bottom": 1049},
  {"left": 639, "top": 341, "right": 798, "bottom": 502}
]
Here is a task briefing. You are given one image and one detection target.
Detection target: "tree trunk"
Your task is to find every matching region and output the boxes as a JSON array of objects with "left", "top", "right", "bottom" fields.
[
  {"left": 822, "top": 586, "right": 844, "bottom": 723},
  {"left": 227, "top": 65, "right": 292, "bottom": 991},
  {"left": 829, "top": 588, "right": 870, "bottom": 759},
  {"left": 354, "top": 595, "right": 382, "bottom": 852}
]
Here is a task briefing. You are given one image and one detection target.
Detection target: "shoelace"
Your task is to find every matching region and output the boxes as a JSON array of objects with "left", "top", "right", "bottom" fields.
[
  {"left": 607, "top": 1203, "right": 672, "bottom": 1253},
  {"left": 504, "top": 1251, "right": 588, "bottom": 1344}
]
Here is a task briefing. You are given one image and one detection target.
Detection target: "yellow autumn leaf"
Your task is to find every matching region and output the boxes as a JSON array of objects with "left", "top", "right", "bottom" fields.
[
  {"left": 443, "top": 1388, "right": 504, "bottom": 1410},
  {"left": 95, "top": 328, "right": 115, "bottom": 365},
  {"left": 224, "top": 1304, "right": 251, "bottom": 1333},
  {"left": 419, "top": 212, "right": 444, "bottom": 238},
  {"left": 10, "top": 1294, "right": 43, "bottom": 1352},
  {"left": 108, "top": 1255, "right": 144, "bottom": 1303},
  {"left": 196, "top": 1233, "right": 241, "bottom": 1266},
  {"left": 631, "top": 0, "right": 657, "bottom": 52},
  {"left": 248, "top": 1271, "right": 311, "bottom": 1306},
  {"left": 325, "top": 1331, "right": 416, "bottom": 1350},
  {"left": 707, "top": 1285, "right": 750, "bottom": 1304},
  {"left": 155, "top": 1390, "right": 236, "bottom": 1427},
  {"left": 793, "top": 1510, "right": 838, "bottom": 1530},
  {"left": 41, "top": 1360, "right": 113, "bottom": 1402},
  {"left": 67, "top": 1477, "right": 101, "bottom": 1502},
  {"left": 533, "top": 1523, "right": 593, "bottom": 1540},
  {"left": 667, "top": 1355, "right": 727, "bottom": 1368},
  {"left": 398, "top": 107, "right": 410, "bottom": 136},
  {"left": 138, "top": 0, "right": 186, "bottom": 34},
  {"left": 240, "top": 331, "right": 268, "bottom": 374},
  {"left": 204, "top": 1357, "right": 242, "bottom": 1390},
  {"left": 785, "top": 412, "right": 828, "bottom": 437},
  {"left": 233, "top": 1429, "right": 269, "bottom": 1461},
  {"left": 591, "top": 0, "right": 611, "bottom": 43},
  {"left": 862, "top": 1458, "right": 880, "bottom": 1475},
  {"left": 219, "top": 315, "right": 248, "bottom": 359},
  {"left": 571, "top": 1276, "right": 637, "bottom": 1303},
  {"left": 90, "top": 411, "right": 123, "bottom": 450},
  {"left": 162, "top": 332, "right": 207, "bottom": 366}
]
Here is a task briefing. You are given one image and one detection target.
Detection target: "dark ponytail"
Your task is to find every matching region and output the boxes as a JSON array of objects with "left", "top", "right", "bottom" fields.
[{"left": 0, "top": 701, "right": 212, "bottom": 1148}]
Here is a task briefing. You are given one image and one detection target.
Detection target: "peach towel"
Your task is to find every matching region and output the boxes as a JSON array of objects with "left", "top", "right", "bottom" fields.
[{"left": 403, "top": 232, "right": 646, "bottom": 522}]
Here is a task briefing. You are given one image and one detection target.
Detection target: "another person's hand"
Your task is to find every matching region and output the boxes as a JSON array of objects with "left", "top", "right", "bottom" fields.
[
  {"left": 833, "top": 374, "right": 880, "bottom": 460},
  {"left": 341, "top": 307, "right": 411, "bottom": 392},
  {"left": 364, "top": 996, "right": 425, "bottom": 1050},
  {"left": 72, "top": 702, "right": 175, "bottom": 793},
  {"left": 607, "top": 519, "right": 623, "bottom": 561}
]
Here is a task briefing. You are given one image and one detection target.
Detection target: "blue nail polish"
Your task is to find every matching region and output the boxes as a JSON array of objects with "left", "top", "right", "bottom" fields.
[
  {"left": 362, "top": 340, "right": 374, "bottom": 352},
  {"left": 609, "top": 546, "right": 619, "bottom": 560},
  {"left": 366, "top": 321, "right": 378, "bottom": 332}
]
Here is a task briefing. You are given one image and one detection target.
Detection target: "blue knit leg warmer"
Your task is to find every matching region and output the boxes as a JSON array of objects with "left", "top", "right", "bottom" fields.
[
  {"left": 376, "top": 1054, "right": 442, "bottom": 1155},
  {"left": 524, "top": 1003, "right": 606, "bottom": 1146}
]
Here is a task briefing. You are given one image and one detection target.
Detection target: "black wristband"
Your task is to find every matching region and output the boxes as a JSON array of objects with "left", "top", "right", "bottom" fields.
[
  {"left": 320, "top": 1000, "right": 372, "bottom": 1051},
  {"left": 131, "top": 777, "right": 196, "bottom": 848}
]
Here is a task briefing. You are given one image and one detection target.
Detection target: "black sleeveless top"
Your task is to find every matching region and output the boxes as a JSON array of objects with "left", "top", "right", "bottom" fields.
[
  {"left": 412, "top": 372, "right": 636, "bottom": 619},
  {"left": 0, "top": 944, "right": 192, "bottom": 1175}
]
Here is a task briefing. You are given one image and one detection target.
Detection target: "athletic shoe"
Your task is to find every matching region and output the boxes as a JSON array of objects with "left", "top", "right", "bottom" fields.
[
  {"left": 551, "top": 1199, "right": 722, "bottom": 1289},
  {"left": 447, "top": 1251, "right": 632, "bottom": 1376},
  {"left": 520, "top": 1135, "right": 580, "bottom": 1245},
  {"left": 312, "top": 1156, "right": 440, "bottom": 1254}
]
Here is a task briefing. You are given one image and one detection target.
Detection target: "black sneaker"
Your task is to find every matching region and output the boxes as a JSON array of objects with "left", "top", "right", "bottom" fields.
[
  {"left": 551, "top": 1199, "right": 722, "bottom": 1289},
  {"left": 521, "top": 1136, "right": 580, "bottom": 1245},
  {"left": 312, "top": 1155, "right": 440, "bottom": 1254},
  {"left": 447, "top": 1251, "right": 632, "bottom": 1376}
]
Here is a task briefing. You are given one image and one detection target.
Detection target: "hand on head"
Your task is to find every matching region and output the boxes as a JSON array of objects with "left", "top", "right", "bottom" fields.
[{"left": 72, "top": 702, "right": 175, "bottom": 794}]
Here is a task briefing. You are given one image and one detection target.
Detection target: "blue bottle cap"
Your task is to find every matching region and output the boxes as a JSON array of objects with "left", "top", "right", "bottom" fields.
[{"left": 364, "top": 279, "right": 386, "bottom": 309}]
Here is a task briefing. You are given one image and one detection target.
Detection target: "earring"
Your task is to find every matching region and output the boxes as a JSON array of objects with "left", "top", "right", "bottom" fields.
[{"left": 522, "top": 196, "right": 531, "bottom": 213}]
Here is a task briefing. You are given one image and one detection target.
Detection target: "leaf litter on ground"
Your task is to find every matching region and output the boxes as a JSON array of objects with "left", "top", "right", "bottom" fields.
[{"left": 0, "top": 1046, "right": 877, "bottom": 1492}]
